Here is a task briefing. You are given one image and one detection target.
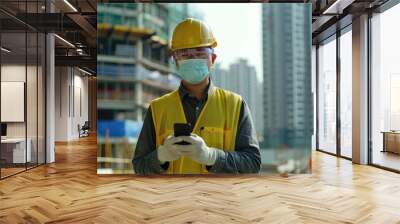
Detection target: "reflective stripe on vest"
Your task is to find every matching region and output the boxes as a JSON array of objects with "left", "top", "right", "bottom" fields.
[{"left": 150, "top": 87, "right": 242, "bottom": 174}]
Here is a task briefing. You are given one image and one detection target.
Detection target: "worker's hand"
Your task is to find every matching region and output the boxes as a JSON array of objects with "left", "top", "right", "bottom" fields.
[
  {"left": 157, "top": 135, "right": 183, "bottom": 164},
  {"left": 276, "top": 159, "right": 295, "bottom": 174},
  {"left": 174, "top": 134, "right": 222, "bottom": 166}
]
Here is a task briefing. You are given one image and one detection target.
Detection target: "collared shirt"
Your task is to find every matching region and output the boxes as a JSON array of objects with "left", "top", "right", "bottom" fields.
[{"left": 133, "top": 78, "right": 261, "bottom": 174}]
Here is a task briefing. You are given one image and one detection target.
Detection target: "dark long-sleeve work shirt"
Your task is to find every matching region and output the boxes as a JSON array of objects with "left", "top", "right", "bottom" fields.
[{"left": 133, "top": 80, "right": 261, "bottom": 174}]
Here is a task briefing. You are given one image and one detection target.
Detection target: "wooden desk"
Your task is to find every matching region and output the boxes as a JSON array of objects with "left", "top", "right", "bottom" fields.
[{"left": 381, "top": 131, "right": 400, "bottom": 154}]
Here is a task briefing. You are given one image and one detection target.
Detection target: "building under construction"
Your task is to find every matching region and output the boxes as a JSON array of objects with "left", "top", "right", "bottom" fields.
[{"left": 96, "top": 3, "right": 201, "bottom": 174}]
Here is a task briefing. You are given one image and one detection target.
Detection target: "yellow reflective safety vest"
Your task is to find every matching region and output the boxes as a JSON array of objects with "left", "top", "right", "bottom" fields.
[{"left": 150, "top": 87, "right": 242, "bottom": 174}]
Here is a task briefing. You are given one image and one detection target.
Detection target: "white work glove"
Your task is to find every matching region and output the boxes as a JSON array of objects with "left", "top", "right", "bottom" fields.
[
  {"left": 277, "top": 159, "right": 295, "bottom": 174},
  {"left": 157, "top": 135, "right": 183, "bottom": 164},
  {"left": 174, "top": 134, "right": 222, "bottom": 166}
]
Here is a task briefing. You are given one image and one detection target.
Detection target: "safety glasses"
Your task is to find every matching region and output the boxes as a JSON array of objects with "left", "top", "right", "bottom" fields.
[{"left": 173, "top": 47, "right": 212, "bottom": 60}]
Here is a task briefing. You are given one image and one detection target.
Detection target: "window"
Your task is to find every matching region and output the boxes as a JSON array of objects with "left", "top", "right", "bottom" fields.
[
  {"left": 371, "top": 3, "right": 400, "bottom": 171},
  {"left": 312, "top": 46, "right": 317, "bottom": 150},
  {"left": 317, "top": 36, "right": 337, "bottom": 154},
  {"left": 339, "top": 28, "right": 352, "bottom": 158}
]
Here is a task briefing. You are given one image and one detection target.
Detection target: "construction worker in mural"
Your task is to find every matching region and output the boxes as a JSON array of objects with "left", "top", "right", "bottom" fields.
[{"left": 133, "top": 18, "right": 261, "bottom": 174}]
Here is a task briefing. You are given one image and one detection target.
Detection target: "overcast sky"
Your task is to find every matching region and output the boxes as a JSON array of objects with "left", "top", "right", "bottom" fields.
[{"left": 191, "top": 4, "right": 263, "bottom": 81}]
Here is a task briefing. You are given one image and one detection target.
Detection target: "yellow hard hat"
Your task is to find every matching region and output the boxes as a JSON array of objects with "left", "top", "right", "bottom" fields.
[{"left": 170, "top": 18, "right": 217, "bottom": 51}]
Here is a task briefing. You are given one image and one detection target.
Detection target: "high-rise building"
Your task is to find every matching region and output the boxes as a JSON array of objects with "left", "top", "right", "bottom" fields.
[
  {"left": 256, "top": 81, "right": 264, "bottom": 142},
  {"left": 229, "top": 59, "right": 259, "bottom": 133},
  {"left": 211, "top": 62, "right": 229, "bottom": 89},
  {"left": 211, "top": 60, "right": 263, "bottom": 138},
  {"left": 262, "top": 4, "right": 312, "bottom": 149}
]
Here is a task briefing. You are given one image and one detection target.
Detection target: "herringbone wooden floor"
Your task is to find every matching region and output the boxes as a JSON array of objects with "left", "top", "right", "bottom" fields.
[{"left": 1, "top": 135, "right": 400, "bottom": 224}]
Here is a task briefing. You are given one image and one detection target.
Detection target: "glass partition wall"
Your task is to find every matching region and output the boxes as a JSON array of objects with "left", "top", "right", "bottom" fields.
[{"left": 0, "top": 1, "right": 46, "bottom": 179}]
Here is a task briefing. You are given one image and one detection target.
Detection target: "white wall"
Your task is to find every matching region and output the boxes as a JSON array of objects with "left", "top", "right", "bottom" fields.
[
  {"left": 73, "top": 72, "right": 89, "bottom": 137},
  {"left": 1, "top": 65, "right": 26, "bottom": 136},
  {"left": 1, "top": 63, "right": 46, "bottom": 164},
  {"left": 55, "top": 67, "right": 69, "bottom": 141},
  {"left": 1, "top": 65, "right": 38, "bottom": 138},
  {"left": 54, "top": 67, "right": 89, "bottom": 141}
]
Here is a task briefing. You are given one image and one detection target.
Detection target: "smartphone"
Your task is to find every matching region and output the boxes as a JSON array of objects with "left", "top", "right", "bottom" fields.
[{"left": 173, "top": 123, "right": 191, "bottom": 145}]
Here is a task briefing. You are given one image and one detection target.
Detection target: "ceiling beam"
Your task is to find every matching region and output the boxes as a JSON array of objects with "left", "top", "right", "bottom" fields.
[
  {"left": 55, "top": 55, "right": 96, "bottom": 73},
  {"left": 67, "top": 13, "right": 96, "bottom": 44}
]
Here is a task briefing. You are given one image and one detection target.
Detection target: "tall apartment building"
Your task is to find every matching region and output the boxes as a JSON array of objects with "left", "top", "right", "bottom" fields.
[
  {"left": 212, "top": 60, "right": 263, "bottom": 139},
  {"left": 262, "top": 4, "right": 312, "bottom": 149}
]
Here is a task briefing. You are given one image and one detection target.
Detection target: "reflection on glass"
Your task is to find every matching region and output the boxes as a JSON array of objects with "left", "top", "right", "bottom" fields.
[
  {"left": 318, "top": 37, "right": 337, "bottom": 154},
  {"left": 340, "top": 29, "right": 352, "bottom": 158}
]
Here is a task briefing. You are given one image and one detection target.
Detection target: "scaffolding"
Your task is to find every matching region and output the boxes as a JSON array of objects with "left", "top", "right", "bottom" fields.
[{"left": 97, "top": 3, "right": 194, "bottom": 174}]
